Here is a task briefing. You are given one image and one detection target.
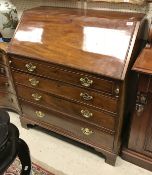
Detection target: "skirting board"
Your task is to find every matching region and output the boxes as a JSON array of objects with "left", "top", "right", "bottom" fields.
[{"left": 121, "top": 147, "right": 152, "bottom": 172}]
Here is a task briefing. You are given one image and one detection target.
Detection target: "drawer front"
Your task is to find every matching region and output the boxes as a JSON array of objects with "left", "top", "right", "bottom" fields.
[
  {"left": 21, "top": 100, "right": 114, "bottom": 150},
  {"left": 12, "top": 71, "right": 118, "bottom": 113},
  {"left": 0, "top": 64, "right": 6, "bottom": 77},
  {"left": 9, "top": 56, "right": 117, "bottom": 95},
  {"left": 0, "top": 76, "right": 11, "bottom": 92},
  {"left": 16, "top": 85, "right": 116, "bottom": 132}
]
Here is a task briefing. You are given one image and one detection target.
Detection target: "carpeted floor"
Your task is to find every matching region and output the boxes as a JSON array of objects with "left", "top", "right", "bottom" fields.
[{"left": 4, "top": 158, "right": 54, "bottom": 175}]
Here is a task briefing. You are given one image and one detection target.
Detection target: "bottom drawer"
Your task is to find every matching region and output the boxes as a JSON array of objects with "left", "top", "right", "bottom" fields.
[{"left": 20, "top": 100, "right": 114, "bottom": 150}]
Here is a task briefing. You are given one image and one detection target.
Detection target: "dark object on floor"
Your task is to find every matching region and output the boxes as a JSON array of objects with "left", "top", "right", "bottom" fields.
[{"left": 0, "top": 110, "right": 31, "bottom": 175}]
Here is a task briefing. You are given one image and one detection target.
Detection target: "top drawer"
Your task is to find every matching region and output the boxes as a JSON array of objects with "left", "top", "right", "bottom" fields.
[{"left": 9, "top": 56, "right": 119, "bottom": 96}]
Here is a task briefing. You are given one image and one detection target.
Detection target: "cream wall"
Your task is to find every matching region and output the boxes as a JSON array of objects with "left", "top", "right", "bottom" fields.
[
  {"left": 11, "top": 0, "right": 152, "bottom": 39},
  {"left": 11, "top": 0, "right": 152, "bottom": 15},
  {"left": 12, "top": 0, "right": 152, "bottom": 15}
]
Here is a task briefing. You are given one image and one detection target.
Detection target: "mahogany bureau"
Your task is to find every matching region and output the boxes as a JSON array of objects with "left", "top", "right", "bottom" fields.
[{"left": 0, "top": 7, "right": 147, "bottom": 165}]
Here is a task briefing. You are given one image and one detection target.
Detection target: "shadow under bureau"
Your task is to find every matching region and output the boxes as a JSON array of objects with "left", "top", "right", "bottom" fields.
[{"left": 0, "top": 7, "right": 147, "bottom": 165}]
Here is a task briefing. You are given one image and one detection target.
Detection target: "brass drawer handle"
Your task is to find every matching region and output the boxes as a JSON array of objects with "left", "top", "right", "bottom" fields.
[
  {"left": 81, "top": 128, "right": 93, "bottom": 136},
  {"left": 80, "top": 92, "right": 93, "bottom": 101},
  {"left": 29, "top": 78, "right": 39, "bottom": 86},
  {"left": 35, "top": 111, "right": 45, "bottom": 118},
  {"left": 25, "top": 63, "right": 36, "bottom": 72},
  {"left": 32, "top": 93, "right": 42, "bottom": 101},
  {"left": 81, "top": 109, "right": 93, "bottom": 118},
  {"left": 80, "top": 77, "right": 93, "bottom": 87}
]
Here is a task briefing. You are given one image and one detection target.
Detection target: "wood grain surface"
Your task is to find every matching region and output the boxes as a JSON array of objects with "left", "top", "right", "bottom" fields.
[{"left": 8, "top": 7, "right": 144, "bottom": 80}]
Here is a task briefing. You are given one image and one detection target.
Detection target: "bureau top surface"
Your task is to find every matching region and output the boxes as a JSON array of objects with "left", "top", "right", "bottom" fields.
[
  {"left": 133, "top": 47, "right": 152, "bottom": 75},
  {"left": 8, "top": 7, "right": 144, "bottom": 80}
]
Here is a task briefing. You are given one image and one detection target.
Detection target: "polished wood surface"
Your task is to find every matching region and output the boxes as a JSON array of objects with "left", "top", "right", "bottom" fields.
[
  {"left": 3, "top": 7, "right": 146, "bottom": 166},
  {"left": 9, "top": 55, "right": 116, "bottom": 95},
  {"left": 12, "top": 70, "right": 118, "bottom": 113},
  {"left": 133, "top": 21, "right": 152, "bottom": 75},
  {"left": 16, "top": 84, "right": 116, "bottom": 132},
  {"left": 8, "top": 7, "right": 144, "bottom": 80},
  {"left": 133, "top": 47, "right": 152, "bottom": 74},
  {"left": 20, "top": 100, "right": 115, "bottom": 150}
]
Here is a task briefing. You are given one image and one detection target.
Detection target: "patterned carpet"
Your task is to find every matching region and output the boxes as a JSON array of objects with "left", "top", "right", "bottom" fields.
[{"left": 4, "top": 158, "right": 54, "bottom": 175}]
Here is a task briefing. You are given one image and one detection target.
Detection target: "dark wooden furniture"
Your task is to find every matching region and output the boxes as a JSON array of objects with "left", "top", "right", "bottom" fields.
[
  {"left": 0, "top": 7, "right": 146, "bottom": 165},
  {"left": 121, "top": 27, "right": 152, "bottom": 171},
  {"left": 0, "top": 43, "right": 19, "bottom": 111}
]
